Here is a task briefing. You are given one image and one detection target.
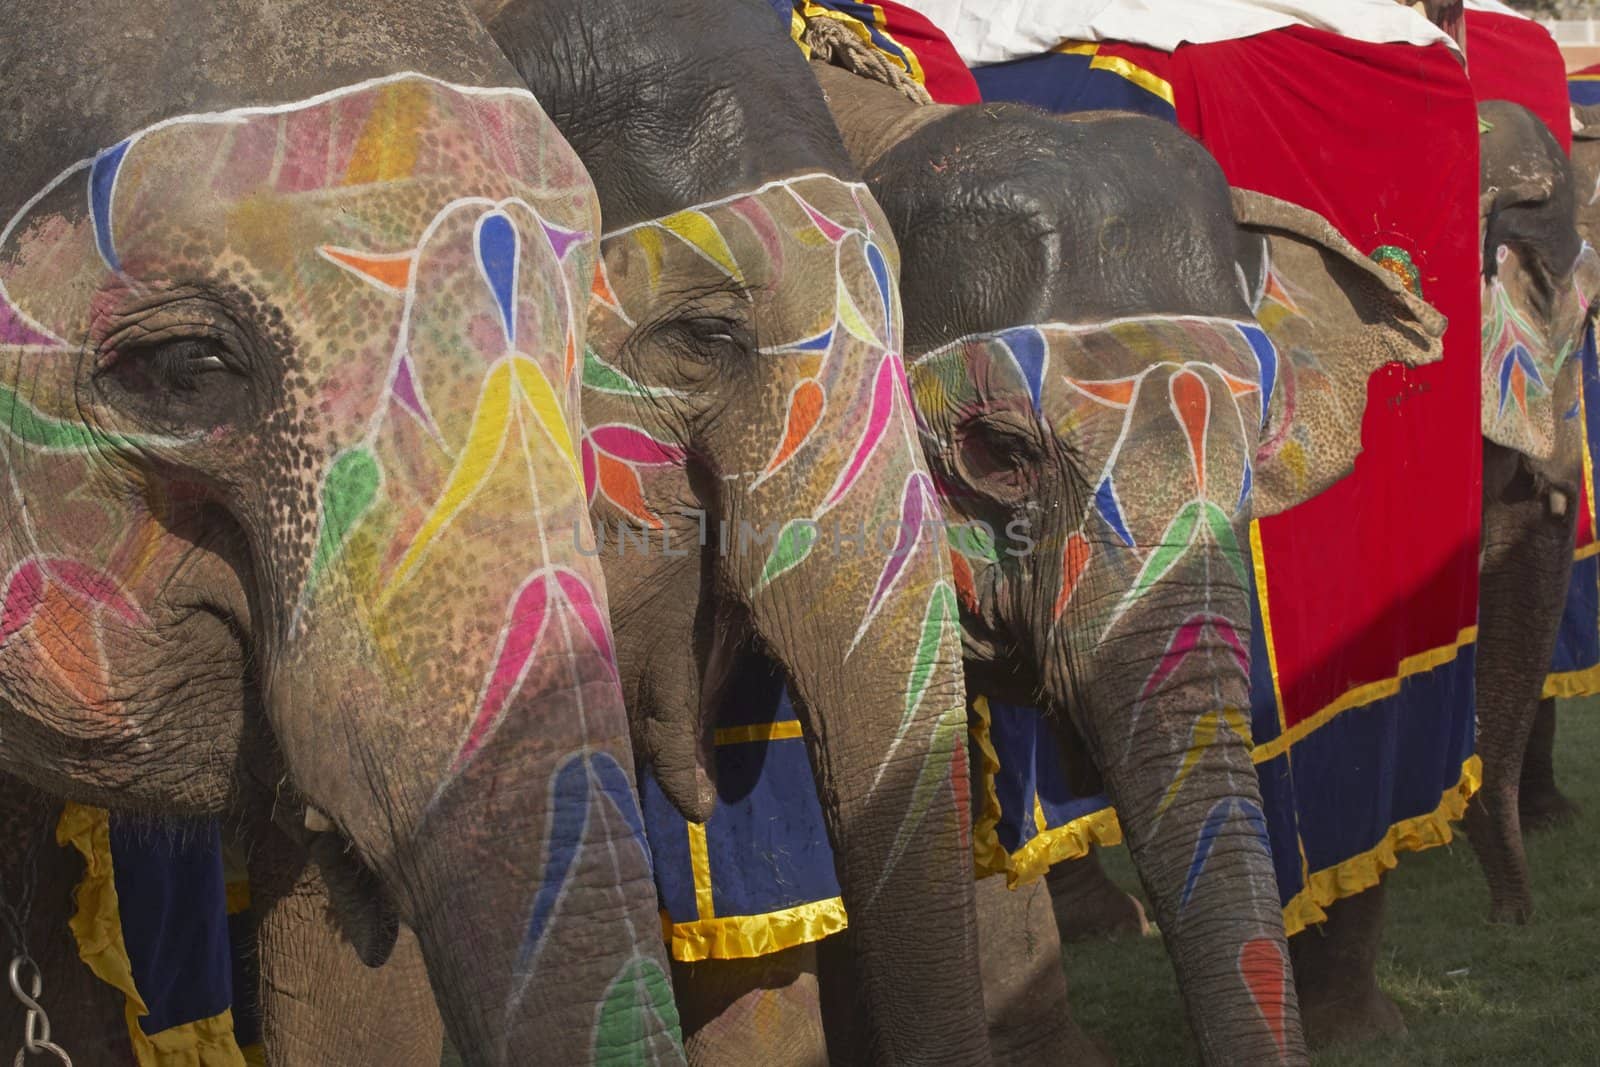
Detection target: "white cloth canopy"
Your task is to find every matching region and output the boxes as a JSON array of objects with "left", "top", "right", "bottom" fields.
[{"left": 903, "top": 0, "right": 1461, "bottom": 66}]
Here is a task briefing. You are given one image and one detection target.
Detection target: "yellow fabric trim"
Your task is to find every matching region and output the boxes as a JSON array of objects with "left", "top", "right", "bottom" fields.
[
  {"left": 241, "top": 1046, "right": 265, "bottom": 1067},
  {"left": 1544, "top": 661, "right": 1600, "bottom": 699},
  {"left": 1088, "top": 54, "right": 1176, "bottom": 106},
  {"left": 1004, "top": 807, "right": 1124, "bottom": 888},
  {"left": 1251, "top": 625, "right": 1479, "bottom": 763},
  {"left": 1580, "top": 378, "right": 1597, "bottom": 536},
  {"left": 686, "top": 821, "right": 716, "bottom": 920},
  {"left": 1280, "top": 755, "right": 1481, "bottom": 937},
  {"left": 1575, "top": 540, "right": 1600, "bottom": 561},
  {"left": 864, "top": 2, "right": 926, "bottom": 85},
  {"left": 1051, "top": 41, "right": 1100, "bottom": 56},
  {"left": 1249, "top": 520, "right": 1290, "bottom": 738},
  {"left": 967, "top": 695, "right": 1014, "bottom": 879},
  {"left": 56, "top": 803, "right": 247, "bottom": 1067},
  {"left": 714, "top": 720, "right": 803, "bottom": 745},
  {"left": 664, "top": 897, "right": 848, "bottom": 963},
  {"left": 791, "top": 7, "right": 811, "bottom": 58}
]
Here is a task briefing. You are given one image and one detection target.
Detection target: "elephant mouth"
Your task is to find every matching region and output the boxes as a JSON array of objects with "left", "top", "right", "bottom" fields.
[{"left": 301, "top": 809, "right": 401, "bottom": 968}]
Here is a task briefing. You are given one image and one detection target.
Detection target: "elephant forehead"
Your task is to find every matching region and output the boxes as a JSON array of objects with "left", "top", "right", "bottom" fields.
[
  {"left": 595, "top": 173, "right": 898, "bottom": 348},
  {"left": 0, "top": 76, "right": 598, "bottom": 351}
]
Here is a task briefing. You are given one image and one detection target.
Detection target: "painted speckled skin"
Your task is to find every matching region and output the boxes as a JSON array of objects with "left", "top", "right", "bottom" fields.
[{"left": 0, "top": 75, "right": 677, "bottom": 1063}]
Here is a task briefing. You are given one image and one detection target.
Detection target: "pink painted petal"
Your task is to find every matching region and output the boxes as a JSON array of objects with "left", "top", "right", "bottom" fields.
[
  {"left": 864, "top": 472, "right": 933, "bottom": 621},
  {"left": 457, "top": 574, "right": 551, "bottom": 771},
  {"left": 0, "top": 561, "right": 47, "bottom": 642},
  {"left": 792, "top": 192, "right": 847, "bottom": 243},
  {"left": 554, "top": 569, "right": 616, "bottom": 672},
  {"left": 1140, "top": 614, "right": 1248, "bottom": 701},
  {"left": 0, "top": 288, "right": 64, "bottom": 347},
  {"left": 581, "top": 437, "right": 598, "bottom": 504},
  {"left": 46, "top": 560, "right": 147, "bottom": 626},
  {"left": 822, "top": 352, "right": 899, "bottom": 510},
  {"left": 588, "top": 424, "right": 686, "bottom": 467}
]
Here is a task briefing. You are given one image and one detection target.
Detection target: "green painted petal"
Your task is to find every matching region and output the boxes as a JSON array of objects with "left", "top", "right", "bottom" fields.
[
  {"left": 946, "top": 521, "right": 999, "bottom": 564},
  {"left": 1127, "top": 501, "right": 1201, "bottom": 602},
  {"left": 592, "top": 956, "right": 684, "bottom": 1066},
  {"left": 309, "top": 447, "right": 381, "bottom": 588},
  {"left": 755, "top": 519, "right": 820, "bottom": 591},
  {"left": 0, "top": 382, "right": 156, "bottom": 452},
  {"left": 581, "top": 348, "right": 677, "bottom": 399},
  {"left": 1203, "top": 503, "right": 1249, "bottom": 587},
  {"left": 904, "top": 581, "right": 958, "bottom": 728}
]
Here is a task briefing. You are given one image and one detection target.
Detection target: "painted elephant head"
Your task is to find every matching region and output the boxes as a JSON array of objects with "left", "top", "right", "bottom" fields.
[
  {"left": 0, "top": 4, "right": 676, "bottom": 1062},
  {"left": 1479, "top": 99, "right": 1600, "bottom": 478},
  {"left": 482, "top": 0, "right": 988, "bottom": 1058},
  {"left": 816, "top": 78, "right": 1443, "bottom": 1064}
]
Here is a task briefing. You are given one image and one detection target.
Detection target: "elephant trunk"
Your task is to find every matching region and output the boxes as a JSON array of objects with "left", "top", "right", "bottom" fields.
[
  {"left": 1060, "top": 573, "right": 1305, "bottom": 1065},
  {"left": 733, "top": 449, "right": 989, "bottom": 1059}
]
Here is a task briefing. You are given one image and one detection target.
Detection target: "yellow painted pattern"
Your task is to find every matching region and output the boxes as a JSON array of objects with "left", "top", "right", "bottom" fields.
[{"left": 342, "top": 81, "right": 429, "bottom": 186}]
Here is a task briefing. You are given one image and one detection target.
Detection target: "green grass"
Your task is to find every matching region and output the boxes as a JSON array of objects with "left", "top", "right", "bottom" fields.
[{"left": 1064, "top": 698, "right": 1600, "bottom": 1065}]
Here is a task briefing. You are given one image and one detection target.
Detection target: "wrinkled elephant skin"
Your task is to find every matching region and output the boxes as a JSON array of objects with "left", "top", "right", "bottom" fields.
[{"left": 0, "top": 4, "right": 677, "bottom": 1063}]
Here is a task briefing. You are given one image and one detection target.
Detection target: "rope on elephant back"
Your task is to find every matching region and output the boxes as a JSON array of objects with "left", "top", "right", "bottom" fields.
[{"left": 801, "top": 13, "right": 933, "bottom": 104}]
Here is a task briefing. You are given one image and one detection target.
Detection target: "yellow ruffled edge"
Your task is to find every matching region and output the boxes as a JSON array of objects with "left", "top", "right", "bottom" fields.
[
  {"left": 662, "top": 897, "right": 848, "bottom": 963},
  {"left": 968, "top": 695, "right": 1012, "bottom": 880},
  {"left": 1280, "top": 755, "right": 1481, "bottom": 937},
  {"left": 1545, "top": 662, "right": 1600, "bottom": 699},
  {"left": 56, "top": 803, "right": 247, "bottom": 1067}
]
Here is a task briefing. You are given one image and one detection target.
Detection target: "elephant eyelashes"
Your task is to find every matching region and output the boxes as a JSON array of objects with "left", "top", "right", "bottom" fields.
[
  {"left": 954, "top": 412, "right": 1043, "bottom": 508},
  {"left": 97, "top": 336, "right": 252, "bottom": 427}
]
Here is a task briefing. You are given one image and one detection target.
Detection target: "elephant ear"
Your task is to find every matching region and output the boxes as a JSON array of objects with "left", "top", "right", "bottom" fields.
[{"left": 1232, "top": 188, "right": 1446, "bottom": 517}]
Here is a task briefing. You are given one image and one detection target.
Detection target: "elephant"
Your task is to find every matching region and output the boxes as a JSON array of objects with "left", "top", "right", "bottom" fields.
[
  {"left": 0, "top": 1, "right": 682, "bottom": 1063},
  {"left": 1463, "top": 98, "right": 1600, "bottom": 925},
  {"left": 784, "top": 58, "right": 1444, "bottom": 1065}
]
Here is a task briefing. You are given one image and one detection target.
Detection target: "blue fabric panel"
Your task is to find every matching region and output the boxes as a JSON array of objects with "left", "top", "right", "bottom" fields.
[
  {"left": 107, "top": 818, "right": 232, "bottom": 1036},
  {"left": 1552, "top": 553, "right": 1600, "bottom": 674},
  {"left": 973, "top": 52, "right": 1177, "bottom": 122},
  {"left": 1287, "top": 647, "right": 1477, "bottom": 876},
  {"left": 1571, "top": 79, "right": 1600, "bottom": 107},
  {"left": 641, "top": 770, "right": 698, "bottom": 921},
  {"left": 644, "top": 656, "right": 840, "bottom": 924},
  {"left": 984, "top": 699, "right": 1044, "bottom": 853}
]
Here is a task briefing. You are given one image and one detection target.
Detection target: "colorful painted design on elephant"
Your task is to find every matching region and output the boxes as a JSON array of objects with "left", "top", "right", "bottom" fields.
[
  {"left": 1481, "top": 242, "right": 1600, "bottom": 459},
  {"left": 0, "top": 76, "right": 661, "bottom": 1041},
  {"left": 582, "top": 173, "right": 968, "bottom": 867},
  {"left": 911, "top": 316, "right": 1276, "bottom": 850}
]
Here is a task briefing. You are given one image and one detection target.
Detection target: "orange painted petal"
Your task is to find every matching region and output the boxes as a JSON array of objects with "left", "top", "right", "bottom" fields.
[
  {"left": 765, "top": 379, "right": 825, "bottom": 475},
  {"left": 1064, "top": 377, "right": 1136, "bottom": 406},
  {"left": 319, "top": 246, "right": 414, "bottom": 291},
  {"left": 35, "top": 591, "right": 109, "bottom": 706},
  {"left": 1239, "top": 937, "right": 1289, "bottom": 1060},
  {"left": 597, "top": 453, "right": 662, "bottom": 530},
  {"left": 591, "top": 262, "right": 621, "bottom": 309},
  {"left": 1170, "top": 370, "right": 1210, "bottom": 494},
  {"left": 949, "top": 550, "right": 979, "bottom": 614},
  {"left": 1052, "top": 533, "right": 1093, "bottom": 621}
]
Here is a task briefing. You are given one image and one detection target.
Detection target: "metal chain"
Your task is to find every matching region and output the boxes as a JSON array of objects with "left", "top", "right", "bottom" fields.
[
  {"left": 9, "top": 957, "right": 70, "bottom": 1066},
  {"left": 3, "top": 805, "right": 70, "bottom": 1066}
]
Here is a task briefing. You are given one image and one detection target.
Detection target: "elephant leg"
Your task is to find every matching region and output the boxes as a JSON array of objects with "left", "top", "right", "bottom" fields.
[
  {"left": 1289, "top": 882, "right": 1403, "bottom": 1049},
  {"left": 972, "top": 875, "right": 1111, "bottom": 1067},
  {"left": 1045, "top": 849, "right": 1149, "bottom": 943},
  {"left": 0, "top": 777, "right": 132, "bottom": 1066},
  {"left": 669, "top": 944, "right": 826, "bottom": 1066},
  {"left": 1466, "top": 443, "right": 1576, "bottom": 924},
  {"left": 245, "top": 824, "right": 442, "bottom": 1067},
  {"left": 1519, "top": 697, "right": 1580, "bottom": 833}
]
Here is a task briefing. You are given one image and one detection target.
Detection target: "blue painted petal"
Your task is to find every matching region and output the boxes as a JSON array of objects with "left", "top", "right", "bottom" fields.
[
  {"left": 1179, "top": 798, "right": 1236, "bottom": 911},
  {"left": 1238, "top": 324, "right": 1277, "bottom": 428},
  {"left": 998, "top": 326, "right": 1047, "bottom": 412},
  {"left": 1238, "top": 798, "right": 1270, "bottom": 851},
  {"left": 516, "top": 754, "right": 590, "bottom": 973},
  {"left": 591, "top": 752, "right": 652, "bottom": 870},
  {"left": 1516, "top": 344, "right": 1545, "bottom": 386},
  {"left": 1095, "top": 477, "right": 1135, "bottom": 548},
  {"left": 865, "top": 241, "right": 893, "bottom": 340},
  {"left": 783, "top": 326, "right": 835, "bottom": 353},
  {"left": 476, "top": 211, "right": 520, "bottom": 348},
  {"left": 1498, "top": 349, "right": 1518, "bottom": 416},
  {"left": 1237, "top": 463, "right": 1253, "bottom": 513},
  {"left": 1566, "top": 399, "right": 1581, "bottom": 420},
  {"left": 90, "top": 140, "right": 131, "bottom": 271}
]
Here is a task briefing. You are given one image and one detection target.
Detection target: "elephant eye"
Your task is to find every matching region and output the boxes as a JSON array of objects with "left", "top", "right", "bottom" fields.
[
  {"left": 97, "top": 335, "right": 252, "bottom": 427},
  {"left": 954, "top": 411, "right": 1044, "bottom": 510},
  {"left": 670, "top": 314, "right": 754, "bottom": 361}
]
